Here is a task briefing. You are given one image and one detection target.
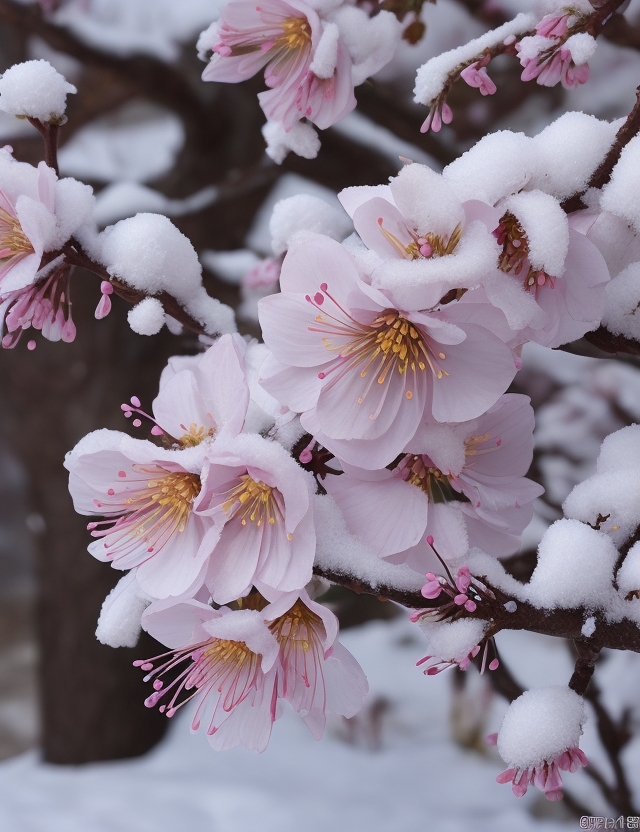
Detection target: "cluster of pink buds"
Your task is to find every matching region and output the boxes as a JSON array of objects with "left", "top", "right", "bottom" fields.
[
  {"left": 417, "top": 553, "right": 485, "bottom": 615},
  {"left": 420, "top": 99, "right": 453, "bottom": 134},
  {"left": 519, "top": 46, "right": 589, "bottom": 89},
  {"left": 411, "top": 557, "right": 500, "bottom": 675},
  {"left": 516, "top": 8, "right": 594, "bottom": 90},
  {"left": 489, "top": 732, "right": 589, "bottom": 801},
  {"left": 0, "top": 265, "right": 75, "bottom": 349},
  {"left": 460, "top": 53, "right": 497, "bottom": 97}
]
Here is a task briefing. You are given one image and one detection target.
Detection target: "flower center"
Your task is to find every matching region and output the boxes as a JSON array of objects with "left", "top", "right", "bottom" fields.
[
  {"left": 142, "top": 471, "right": 200, "bottom": 523},
  {"left": 222, "top": 474, "right": 285, "bottom": 530},
  {"left": 399, "top": 454, "right": 469, "bottom": 504},
  {"left": 496, "top": 212, "right": 529, "bottom": 275},
  {"left": 275, "top": 16, "right": 311, "bottom": 52},
  {"left": 88, "top": 466, "right": 201, "bottom": 559},
  {"left": 0, "top": 207, "right": 33, "bottom": 263},
  {"left": 377, "top": 217, "right": 462, "bottom": 261},
  {"left": 307, "top": 288, "right": 451, "bottom": 416},
  {"left": 269, "top": 600, "right": 324, "bottom": 653},
  {"left": 495, "top": 213, "right": 555, "bottom": 296},
  {"left": 179, "top": 423, "right": 216, "bottom": 448}
]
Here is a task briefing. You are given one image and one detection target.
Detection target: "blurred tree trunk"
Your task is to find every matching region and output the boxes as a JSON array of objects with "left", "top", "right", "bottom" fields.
[{"left": 0, "top": 280, "right": 179, "bottom": 763}]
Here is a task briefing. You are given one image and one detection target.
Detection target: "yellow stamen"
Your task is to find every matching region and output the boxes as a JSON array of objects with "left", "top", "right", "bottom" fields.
[
  {"left": 222, "top": 475, "right": 285, "bottom": 530},
  {"left": 276, "top": 17, "right": 311, "bottom": 51}
]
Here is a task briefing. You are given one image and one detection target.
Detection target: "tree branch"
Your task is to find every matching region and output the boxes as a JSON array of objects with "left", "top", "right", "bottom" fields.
[
  {"left": 314, "top": 564, "right": 640, "bottom": 653},
  {"left": 62, "top": 243, "right": 211, "bottom": 337},
  {"left": 563, "top": 84, "right": 640, "bottom": 213}
]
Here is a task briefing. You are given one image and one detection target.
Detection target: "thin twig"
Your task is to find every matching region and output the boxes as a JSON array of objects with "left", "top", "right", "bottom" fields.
[{"left": 26, "top": 118, "right": 60, "bottom": 173}]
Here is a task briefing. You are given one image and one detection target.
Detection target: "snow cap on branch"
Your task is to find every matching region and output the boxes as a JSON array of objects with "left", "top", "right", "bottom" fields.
[
  {"left": 563, "top": 426, "right": 640, "bottom": 546},
  {"left": 99, "top": 213, "right": 236, "bottom": 335},
  {"left": 417, "top": 617, "right": 489, "bottom": 665},
  {"left": 526, "top": 518, "right": 617, "bottom": 609},
  {"left": 0, "top": 60, "right": 77, "bottom": 122},
  {"left": 413, "top": 14, "right": 536, "bottom": 106},
  {"left": 617, "top": 541, "right": 640, "bottom": 600},
  {"left": 600, "top": 134, "right": 640, "bottom": 234},
  {"left": 601, "top": 262, "right": 640, "bottom": 341}
]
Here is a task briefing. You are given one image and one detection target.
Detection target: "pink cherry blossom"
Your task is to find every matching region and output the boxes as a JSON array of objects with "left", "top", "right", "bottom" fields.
[
  {"left": 152, "top": 334, "right": 250, "bottom": 446},
  {"left": 259, "top": 36, "right": 356, "bottom": 131},
  {"left": 138, "top": 600, "right": 281, "bottom": 752},
  {"left": 66, "top": 432, "right": 214, "bottom": 598},
  {"left": 202, "top": 0, "right": 355, "bottom": 131},
  {"left": 259, "top": 232, "right": 517, "bottom": 469},
  {"left": 194, "top": 434, "right": 315, "bottom": 604},
  {"left": 338, "top": 164, "right": 504, "bottom": 311},
  {"left": 495, "top": 212, "right": 609, "bottom": 348},
  {"left": 138, "top": 590, "right": 367, "bottom": 751},
  {"left": 263, "top": 588, "right": 368, "bottom": 737},
  {"left": 0, "top": 152, "right": 93, "bottom": 347},
  {"left": 325, "top": 394, "right": 543, "bottom": 567},
  {"left": 65, "top": 336, "right": 250, "bottom": 598},
  {"left": 496, "top": 747, "right": 588, "bottom": 801}
]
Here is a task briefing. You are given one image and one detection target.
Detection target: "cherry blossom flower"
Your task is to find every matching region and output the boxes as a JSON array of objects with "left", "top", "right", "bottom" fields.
[
  {"left": 0, "top": 151, "right": 93, "bottom": 347},
  {"left": 496, "top": 746, "right": 588, "bottom": 800},
  {"left": 495, "top": 209, "right": 609, "bottom": 348},
  {"left": 65, "top": 336, "right": 250, "bottom": 598},
  {"left": 262, "top": 588, "right": 368, "bottom": 737},
  {"left": 138, "top": 590, "right": 367, "bottom": 751},
  {"left": 67, "top": 431, "right": 214, "bottom": 598},
  {"left": 338, "top": 163, "right": 504, "bottom": 311},
  {"left": 325, "top": 394, "right": 543, "bottom": 567},
  {"left": 259, "top": 231, "right": 517, "bottom": 469},
  {"left": 201, "top": 0, "right": 355, "bottom": 131},
  {"left": 138, "top": 600, "right": 281, "bottom": 752},
  {"left": 194, "top": 433, "right": 316, "bottom": 604}
]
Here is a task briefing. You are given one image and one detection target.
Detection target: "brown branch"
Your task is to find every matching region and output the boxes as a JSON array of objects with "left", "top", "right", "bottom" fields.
[
  {"left": 62, "top": 243, "right": 211, "bottom": 337},
  {"left": 582, "top": 327, "right": 640, "bottom": 357},
  {"left": 568, "top": 639, "right": 600, "bottom": 695},
  {"left": 26, "top": 117, "right": 60, "bottom": 174},
  {"left": 602, "top": 13, "right": 640, "bottom": 51},
  {"left": 314, "top": 564, "right": 640, "bottom": 653}
]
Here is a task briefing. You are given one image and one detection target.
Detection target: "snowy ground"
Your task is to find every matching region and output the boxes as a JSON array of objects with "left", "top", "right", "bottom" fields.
[{"left": 0, "top": 615, "right": 585, "bottom": 832}]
